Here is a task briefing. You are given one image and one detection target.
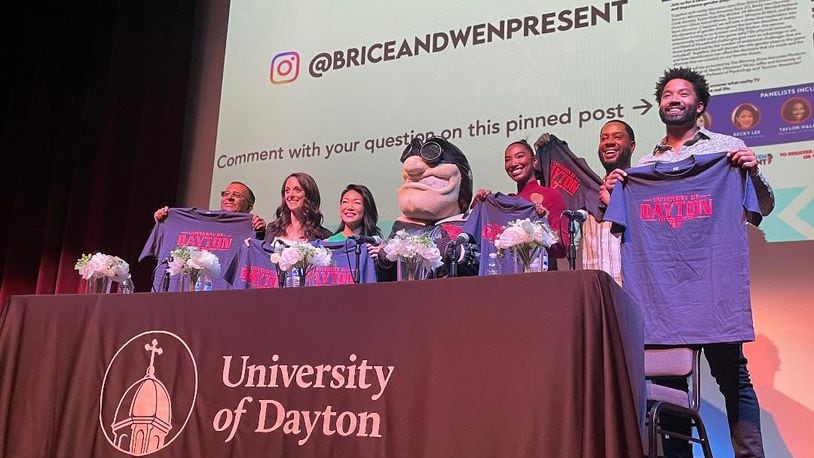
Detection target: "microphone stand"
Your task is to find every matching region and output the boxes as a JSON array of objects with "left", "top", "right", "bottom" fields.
[
  {"left": 276, "top": 267, "right": 287, "bottom": 288},
  {"left": 271, "top": 239, "right": 290, "bottom": 287},
  {"left": 351, "top": 239, "right": 362, "bottom": 284},
  {"left": 447, "top": 241, "right": 458, "bottom": 277},
  {"left": 567, "top": 218, "right": 579, "bottom": 271},
  {"left": 160, "top": 256, "right": 172, "bottom": 292}
]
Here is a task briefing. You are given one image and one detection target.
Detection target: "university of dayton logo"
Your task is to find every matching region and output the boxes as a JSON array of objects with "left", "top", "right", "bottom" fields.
[
  {"left": 99, "top": 330, "right": 198, "bottom": 456},
  {"left": 549, "top": 161, "right": 581, "bottom": 196},
  {"left": 640, "top": 194, "right": 713, "bottom": 228}
]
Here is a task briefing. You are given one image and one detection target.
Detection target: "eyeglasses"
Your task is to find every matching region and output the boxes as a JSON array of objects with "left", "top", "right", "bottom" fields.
[
  {"left": 401, "top": 137, "right": 452, "bottom": 167},
  {"left": 400, "top": 136, "right": 473, "bottom": 181},
  {"left": 220, "top": 191, "right": 247, "bottom": 200}
]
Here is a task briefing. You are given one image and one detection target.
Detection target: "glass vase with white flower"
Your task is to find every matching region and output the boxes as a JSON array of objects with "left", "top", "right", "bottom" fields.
[
  {"left": 269, "top": 242, "right": 332, "bottom": 287},
  {"left": 494, "top": 218, "right": 558, "bottom": 274},
  {"left": 166, "top": 246, "right": 221, "bottom": 291},
  {"left": 74, "top": 252, "right": 131, "bottom": 294},
  {"left": 383, "top": 230, "right": 444, "bottom": 281}
]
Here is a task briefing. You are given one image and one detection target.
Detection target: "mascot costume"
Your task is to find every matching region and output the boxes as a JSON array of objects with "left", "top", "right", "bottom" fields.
[{"left": 382, "top": 136, "right": 479, "bottom": 279}]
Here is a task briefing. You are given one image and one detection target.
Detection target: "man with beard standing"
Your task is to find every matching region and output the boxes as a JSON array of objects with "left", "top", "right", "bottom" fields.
[
  {"left": 604, "top": 68, "right": 773, "bottom": 457},
  {"left": 601, "top": 69, "right": 773, "bottom": 214},
  {"left": 582, "top": 120, "right": 635, "bottom": 284},
  {"left": 531, "top": 120, "right": 635, "bottom": 283}
]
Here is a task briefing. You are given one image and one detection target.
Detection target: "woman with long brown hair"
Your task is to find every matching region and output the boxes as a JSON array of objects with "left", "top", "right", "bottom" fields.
[{"left": 265, "top": 172, "right": 331, "bottom": 242}]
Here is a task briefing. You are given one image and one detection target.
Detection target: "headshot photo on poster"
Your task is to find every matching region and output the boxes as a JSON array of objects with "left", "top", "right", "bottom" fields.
[
  {"left": 732, "top": 103, "right": 761, "bottom": 131},
  {"left": 780, "top": 97, "right": 811, "bottom": 125}
]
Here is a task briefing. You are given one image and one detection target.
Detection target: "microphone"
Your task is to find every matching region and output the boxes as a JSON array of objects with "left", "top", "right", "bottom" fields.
[
  {"left": 562, "top": 209, "right": 588, "bottom": 223},
  {"left": 347, "top": 235, "right": 382, "bottom": 285},
  {"left": 349, "top": 235, "right": 383, "bottom": 245},
  {"left": 270, "top": 239, "right": 290, "bottom": 251},
  {"left": 449, "top": 232, "right": 473, "bottom": 265},
  {"left": 455, "top": 232, "right": 472, "bottom": 244}
]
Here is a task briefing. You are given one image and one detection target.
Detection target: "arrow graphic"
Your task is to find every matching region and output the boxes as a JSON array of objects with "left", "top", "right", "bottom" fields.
[
  {"left": 778, "top": 186, "right": 814, "bottom": 239},
  {"left": 633, "top": 98, "right": 652, "bottom": 115}
]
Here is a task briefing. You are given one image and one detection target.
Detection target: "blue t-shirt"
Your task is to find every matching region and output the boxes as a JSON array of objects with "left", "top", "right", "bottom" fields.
[
  {"left": 463, "top": 193, "right": 545, "bottom": 276},
  {"left": 224, "top": 239, "right": 377, "bottom": 288},
  {"left": 223, "top": 239, "right": 283, "bottom": 288},
  {"left": 318, "top": 240, "right": 378, "bottom": 285},
  {"left": 139, "top": 208, "right": 255, "bottom": 292},
  {"left": 604, "top": 153, "right": 761, "bottom": 345}
]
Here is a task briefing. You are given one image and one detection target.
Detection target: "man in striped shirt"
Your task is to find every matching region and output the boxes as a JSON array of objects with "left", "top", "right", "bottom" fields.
[
  {"left": 579, "top": 120, "right": 636, "bottom": 284},
  {"left": 532, "top": 122, "right": 635, "bottom": 283}
]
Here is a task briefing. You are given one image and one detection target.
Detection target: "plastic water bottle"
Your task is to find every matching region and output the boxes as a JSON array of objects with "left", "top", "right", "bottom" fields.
[
  {"left": 287, "top": 269, "right": 300, "bottom": 287},
  {"left": 118, "top": 275, "right": 134, "bottom": 294},
  {"left": 194, "top": 275, "right": 213, "bottom": 292},
  {"left": 485, "top": 253, "right": 502, "bottom": 275}
]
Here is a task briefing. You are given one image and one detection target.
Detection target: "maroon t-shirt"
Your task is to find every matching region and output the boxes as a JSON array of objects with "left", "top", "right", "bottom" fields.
[{"left": 515, "top": 181, "right": 568, "bottom": 257}]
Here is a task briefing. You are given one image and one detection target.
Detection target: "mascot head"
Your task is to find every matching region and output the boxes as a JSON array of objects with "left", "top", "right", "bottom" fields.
[{"left": 397, "top": 136, "right": 473, "bottom": 224}]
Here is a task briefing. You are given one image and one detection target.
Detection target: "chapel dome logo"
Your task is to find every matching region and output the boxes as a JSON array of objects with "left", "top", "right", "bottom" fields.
[{"left": 99, "top": 330, "right": 198, "bottom": 456}]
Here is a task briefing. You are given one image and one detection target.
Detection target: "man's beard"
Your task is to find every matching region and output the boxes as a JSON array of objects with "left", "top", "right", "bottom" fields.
[
  {"left": 659, "top": 102, "right": 699, "bottom": 126},
  {"left": 600, "top": 147, "right": 633, "bottom": 172}
]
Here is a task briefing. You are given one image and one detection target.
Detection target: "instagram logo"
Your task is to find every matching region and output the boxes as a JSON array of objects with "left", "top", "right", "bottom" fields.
[{"left": 270, "top": 51, "right": 300, "bottom": 84}]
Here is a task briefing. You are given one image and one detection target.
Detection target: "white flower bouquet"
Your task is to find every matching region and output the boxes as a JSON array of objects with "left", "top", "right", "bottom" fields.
[
  {"left": 383, "top": 230, "right": 443, "bottom": 280},
  {"left": 75, "top": 252, "right": 130, "bottom": 293},
  {"left": 494, "top": 218, "right": 558, "bottom": 273},
  {"left": 167, "top": 246, "right": 221, "bottom": 277},
  {"left": 166, "top": 246, "right": 221, "bottom": 290},
  {"left": 75, "top": 252, "right": 130, "bottom": 282},
  {"left": 269, "top": 242, "right": 332, "bottom": 287}
]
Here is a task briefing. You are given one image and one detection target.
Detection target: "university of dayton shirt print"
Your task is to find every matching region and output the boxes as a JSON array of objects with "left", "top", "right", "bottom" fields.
[
  {"left": 604, "top": 153, "right": 762, "bottom": 345},
  {"left": 140, "top": 208, "right": 255, "bottom": 291}
]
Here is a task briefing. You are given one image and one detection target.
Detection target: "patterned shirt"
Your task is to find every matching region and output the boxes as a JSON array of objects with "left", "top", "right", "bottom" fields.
[{"left": 580, "top": 215, "right": 622, "bottom": 286}]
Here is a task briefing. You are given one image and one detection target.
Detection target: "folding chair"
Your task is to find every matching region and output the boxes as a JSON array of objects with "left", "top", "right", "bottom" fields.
[{"left": 645, "top": 347, "right": 713, "bottom": 458}]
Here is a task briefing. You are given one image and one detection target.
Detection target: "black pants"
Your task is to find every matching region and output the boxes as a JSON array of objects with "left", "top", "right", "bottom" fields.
[{"left": 651, "top": 343, "right": 764, "bottom": 458}]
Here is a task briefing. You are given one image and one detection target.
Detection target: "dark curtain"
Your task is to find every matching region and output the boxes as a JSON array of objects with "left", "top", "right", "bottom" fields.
[{"left": 0, "top": 2, "right": 200, "bottom": 304}]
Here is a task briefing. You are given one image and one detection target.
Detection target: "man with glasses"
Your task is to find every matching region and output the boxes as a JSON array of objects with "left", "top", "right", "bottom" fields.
[
  {"left": 153, "top": 181, "right": 266, "bottom": 231},
  {"left": 141, "top": 181, "right": 267, "bottom": 291}
]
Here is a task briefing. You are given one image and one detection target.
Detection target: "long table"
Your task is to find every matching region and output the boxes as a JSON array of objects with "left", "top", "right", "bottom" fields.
[{"left": 0, "top": 271, "right": 644, "bottom": 457}]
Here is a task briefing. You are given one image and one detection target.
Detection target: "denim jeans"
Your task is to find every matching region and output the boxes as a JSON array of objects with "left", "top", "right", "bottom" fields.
[{"left": 651, "top": 343, "right": 764, "bottom": 458}]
